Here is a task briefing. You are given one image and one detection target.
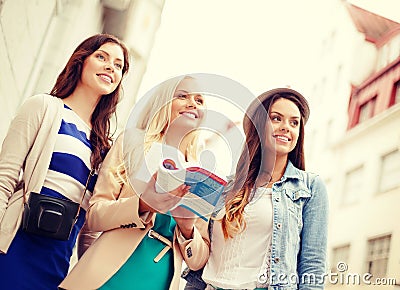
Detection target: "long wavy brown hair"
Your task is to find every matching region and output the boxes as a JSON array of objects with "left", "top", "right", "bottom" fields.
[
  {"left": 50, "top": 34, "right": 130, "bottom": 170},
  {"left": 221, "top": 88, "right": 310, "bottom": 239}
]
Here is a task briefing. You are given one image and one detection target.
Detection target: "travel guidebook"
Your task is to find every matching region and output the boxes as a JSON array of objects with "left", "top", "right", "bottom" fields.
[
  {"left": 156, "top": 157, "right": 227, "bottom": 221},
  {"left": 133, "top": 143, "right": 227, "bottom": 221}
]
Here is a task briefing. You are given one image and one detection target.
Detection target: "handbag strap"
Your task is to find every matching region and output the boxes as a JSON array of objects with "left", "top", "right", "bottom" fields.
[{"left": 75, "top": 168, "right": 95, "bottom": 219}]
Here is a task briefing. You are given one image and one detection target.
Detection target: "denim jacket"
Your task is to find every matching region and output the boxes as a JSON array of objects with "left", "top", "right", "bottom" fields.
[{"left": 182, "top": 161, "right": 329, "bottom": 290}]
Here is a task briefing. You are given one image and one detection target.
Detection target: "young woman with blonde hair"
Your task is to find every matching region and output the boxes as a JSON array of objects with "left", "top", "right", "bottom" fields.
[{"left": 60, "top": 75, "right": 210, "bottom": 290}]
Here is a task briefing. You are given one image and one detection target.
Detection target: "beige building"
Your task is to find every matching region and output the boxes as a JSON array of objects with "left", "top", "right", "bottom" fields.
[
  {"left": 0, "top": 0, "right": 165, "bottom": 142},
  {"left": 0, "top": 0, "right": 165, "bottom": 273},
  {"left": 305, "top": 1, "right": 400, "bottom": 289}
]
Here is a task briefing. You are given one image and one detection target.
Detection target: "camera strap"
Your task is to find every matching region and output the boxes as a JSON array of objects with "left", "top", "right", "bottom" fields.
[{"left": 75, "top": 168, "right": 95, "bottom": 219}]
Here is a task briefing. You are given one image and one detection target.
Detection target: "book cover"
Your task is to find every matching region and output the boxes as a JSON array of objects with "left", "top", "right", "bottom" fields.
[
  {"left": 132, "top": 142, "right": 227, "bottom": 221},
  {"left": 156, "top": 158, "right": 227, "bottom": 221}
]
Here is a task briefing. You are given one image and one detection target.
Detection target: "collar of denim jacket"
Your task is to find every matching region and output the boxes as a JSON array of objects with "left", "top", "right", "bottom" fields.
[{"left": 282, "top": 160, "right": 304, "bottom": 181}]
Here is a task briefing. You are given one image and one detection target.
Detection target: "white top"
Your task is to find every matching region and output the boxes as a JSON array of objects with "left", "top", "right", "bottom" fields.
[{"left": 202, "top": 187, "right": 273, "bottom": 289}]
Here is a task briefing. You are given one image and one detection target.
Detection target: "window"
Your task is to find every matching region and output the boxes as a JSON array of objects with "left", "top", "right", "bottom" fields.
[
  {"left": 365, "top": 235, "right": 391, "bottom": 278},
  {"left": 378, "top": 149, "right": 400, "bottom": 193},
  {"left": 342, "top": 166, "right": 364, "bottom": 205},
  {"left": 390, "top": 80, "right": 400, "bottom": 106},
  {"left": 331, "top": 245, "right": 350, "bottom": 273},
  {"left": 358, "top": 96, "right": 376, "bottom": 124}
]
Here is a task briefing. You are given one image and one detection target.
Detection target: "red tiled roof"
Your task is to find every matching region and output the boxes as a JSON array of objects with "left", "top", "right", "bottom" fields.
[{"left": 345, "top": 2, "right": 400, "bottom": 45}]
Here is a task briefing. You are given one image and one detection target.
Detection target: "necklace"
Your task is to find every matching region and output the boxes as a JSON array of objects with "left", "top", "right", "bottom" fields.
[{"left": 259, "top": 179, "right": 278, "bottom": 187}]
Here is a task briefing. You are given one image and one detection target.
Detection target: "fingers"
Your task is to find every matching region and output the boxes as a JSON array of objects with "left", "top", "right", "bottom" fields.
[
  {"left": 170, "top": 184, "right": 191, "bottom": 198},
  {"left": 141, "top": 177, "right": 191, "bottom": 214},
  {"left": 156, "top": 185, "right": 190, "bottom": 213},
  {"left": 149, "top": 172, "right": 158, "bottom": 182}
]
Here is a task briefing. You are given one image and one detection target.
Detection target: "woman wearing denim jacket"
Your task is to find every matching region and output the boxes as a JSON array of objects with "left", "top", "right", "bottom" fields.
[{"left": 184, "top": 88, "right": 328, "bottom": 290}]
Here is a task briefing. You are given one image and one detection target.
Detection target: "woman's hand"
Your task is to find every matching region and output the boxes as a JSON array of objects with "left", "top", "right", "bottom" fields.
[
  {"left": 139, "top": 172, "right": 190, "bottom": 214},
  {"left": 139, "top": 172, "right": 199, "bottom": 239}
]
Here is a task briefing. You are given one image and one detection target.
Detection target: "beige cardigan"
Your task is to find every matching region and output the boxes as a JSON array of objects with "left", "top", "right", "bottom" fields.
[
  {"left": 59, "top": 134, "right": 210, "bottom": 290},
  {"left": 0, "top": 94, "right": 64, "bottom": 253}
]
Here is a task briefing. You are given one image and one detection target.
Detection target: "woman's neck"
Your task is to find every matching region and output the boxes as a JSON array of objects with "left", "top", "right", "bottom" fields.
[
  {"left": 163, "top": 130, "right": 191, "bottom": 161},
  {"left": 259, "top": 154, "right": 287, "bottom": 187},
  {"left": 271, "top": 156, "right": 287, "bottom": 181},
  {"left": 63, "top": 87, "right": 101, "bottom": 127}
]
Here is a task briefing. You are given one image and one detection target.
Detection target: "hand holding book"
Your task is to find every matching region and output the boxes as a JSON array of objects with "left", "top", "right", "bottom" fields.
[
  {"left": 138, "top": 171, "right": 191, "bottom": 215},
  {"left": 132, "top": 142, "right": 227, "bottom": 221},
  {"left": 155, "top": 156, "right": 227, "bottom": 221}
]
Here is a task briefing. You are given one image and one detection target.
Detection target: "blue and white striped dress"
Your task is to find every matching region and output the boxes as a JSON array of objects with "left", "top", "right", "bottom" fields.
[{"left": 0, "top": 104, "right": 98, "bottom": 290}]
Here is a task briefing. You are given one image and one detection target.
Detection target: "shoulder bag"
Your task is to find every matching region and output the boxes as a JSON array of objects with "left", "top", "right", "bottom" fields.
[{"left": 21, "top": 169, "right": 94, "bottom": 240}]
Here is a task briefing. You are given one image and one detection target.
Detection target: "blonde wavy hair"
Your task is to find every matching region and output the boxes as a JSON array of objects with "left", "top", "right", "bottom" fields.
[{"left": 116, "top": 75, "right": 203, "bottom": 184}]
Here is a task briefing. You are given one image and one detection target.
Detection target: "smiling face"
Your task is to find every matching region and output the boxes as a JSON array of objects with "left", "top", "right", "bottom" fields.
[
  {"left": 79, "top": 42, "right": 125, "bottom": 97},
  {"left": 170, "top": 77, "right": 205, "bottom": 129},
  {"left": 266, "top": 98, "right": 301, "bottom": 158}
]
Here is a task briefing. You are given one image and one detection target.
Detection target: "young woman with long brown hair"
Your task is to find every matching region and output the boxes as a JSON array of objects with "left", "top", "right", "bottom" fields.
[
  {"left": 0, "top": 33, "right": 130, "bottom": 289},
  {"left": 185, "top": 88, "right": 328, "bottom": 289}
]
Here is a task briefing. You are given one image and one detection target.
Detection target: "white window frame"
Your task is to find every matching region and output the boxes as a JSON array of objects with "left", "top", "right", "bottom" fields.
[
  {"left": 342, "top": 165, "right": 364, "bottom": 205},
  {"left": 365, "top": 235, "right": 391, "bottom": 278},
  {"left": 378, "top": 149, "right": 400, "bottom": 193}
]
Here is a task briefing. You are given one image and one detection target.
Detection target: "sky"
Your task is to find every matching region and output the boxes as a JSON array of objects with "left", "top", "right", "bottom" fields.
[
  {"left": 133, "top": 0, "right": 400, "bottom": 176},
  {"left": 138, "top": 0, "right": 400, "bottom": 99},
  {"left": 135, "top": 0, "right": 400, "bottom": 135},
  {"left": 133, "top": 0, "right": 400, "bottom": 174}
]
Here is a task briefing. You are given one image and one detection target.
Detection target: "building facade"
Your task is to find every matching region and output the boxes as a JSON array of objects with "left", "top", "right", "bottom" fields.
[
  {"left": 0, "top": 0, "right": 164, "bottom": 270},
  {"left": 306, "top": 1, "right": 400, "bottom": 289},
  {"left": 0, "top": 0, "right": 165, "bottom": 142}
]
